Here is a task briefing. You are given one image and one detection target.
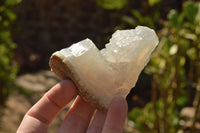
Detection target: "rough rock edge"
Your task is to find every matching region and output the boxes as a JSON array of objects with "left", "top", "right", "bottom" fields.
[{"left": 49, "top": 55, "right": 107, "bottom": 112}]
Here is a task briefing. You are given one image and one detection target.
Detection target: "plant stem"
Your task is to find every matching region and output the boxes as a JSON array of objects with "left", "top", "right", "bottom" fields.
[
  {"left": 189, "top": 39, "right": 200, "bottom": 133},
  {"left": 161, "top": 88, "right": 168, "bottom": 133},
  {"left": 152, "top": 78, "right": 160, "bottom": 133},
  {"left": 190, "top": 53, "right": 200, "bottom": 133},
  {"left": 190, "top": 83, "right": 200, "bottom": 133}
]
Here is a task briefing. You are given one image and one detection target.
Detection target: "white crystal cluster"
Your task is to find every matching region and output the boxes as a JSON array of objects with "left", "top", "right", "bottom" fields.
[{"left": 53, "top": 26, "right": 158, "bottom": 107}]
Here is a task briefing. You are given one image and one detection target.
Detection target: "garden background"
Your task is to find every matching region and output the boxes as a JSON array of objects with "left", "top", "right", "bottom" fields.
[{"left": 0, "top": 0, "right": 200, "bottom": 132}]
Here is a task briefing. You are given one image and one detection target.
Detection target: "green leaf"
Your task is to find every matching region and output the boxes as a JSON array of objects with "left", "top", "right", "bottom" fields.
[
  {"left": 131, "top": 9, "right": 144, "bottom": 23},
  {"left": 2, "top": 20, "right": 10, "bottom": 27},
  {"left": 0, "top": 30, "right": 10, "bottom": 39},
  {"left": 148, "top": 0, "right": 161, "bottom": 7},
  {"left": 177, "top": 96, "right": 187, "bottom": 107},
  {"left": 149, "top": 57, "right": 166, "bottom": 73},
  {"left": 128, "top": 107, "right": 143, "bottom": 121},
  {"left": 168, "top": 9, "right": 180, "bottom": 29},
  {"left": 195, "top": 25, "right": 200, "bottom": 35},
  {"left": 5, "top": 0, "right": 22, "bottom": 6},
  {"left": 96, "top": 0, "right": 128, "bottom": 10},
  {"left": 179, "top": 56, "right": 186, "bottom": 66},
  {"left": 4, "top": 9, "right": 16, "bottom": 21},
  {"left": 195, "top": 3, "right": 200, "bottom": 24},
  {"left": 187, "top": 47, "right": 197, "bottom": 60},
  {"left": 121, "top": 15, "right": 136, "bottom": 26},
  {"left": 183, "top": 1, "right": 198, "bottom": 22}
]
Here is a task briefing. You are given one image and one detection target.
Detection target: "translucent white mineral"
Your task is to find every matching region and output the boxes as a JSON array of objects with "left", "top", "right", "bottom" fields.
[{"left": 53, "top": 26, "right": 159, "bottom": 107}]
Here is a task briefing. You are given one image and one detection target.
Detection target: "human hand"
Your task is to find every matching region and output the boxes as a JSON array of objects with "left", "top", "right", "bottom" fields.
[{"left": 17, "top": 80, "right": 128, "bottom": 133}]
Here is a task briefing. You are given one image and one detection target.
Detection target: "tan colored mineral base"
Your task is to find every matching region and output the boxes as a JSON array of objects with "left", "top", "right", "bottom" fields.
[{"left": 49, "top": 55, "right": 108, "bottom": 112}]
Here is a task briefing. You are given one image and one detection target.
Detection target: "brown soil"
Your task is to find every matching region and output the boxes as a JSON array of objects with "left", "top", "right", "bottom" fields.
[{"left": 0, "top": 71, "right": 73, "bottom": 133}]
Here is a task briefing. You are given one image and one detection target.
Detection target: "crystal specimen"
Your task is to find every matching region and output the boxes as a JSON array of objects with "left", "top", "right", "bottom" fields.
[{"left": 50, "top": 26, "right": 159, "bottom": 111}]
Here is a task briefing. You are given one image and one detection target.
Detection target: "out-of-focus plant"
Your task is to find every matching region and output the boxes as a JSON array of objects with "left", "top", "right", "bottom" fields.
[
  {"left": 128, "top": 1, "right": 200, "bottom": 133},
  {"left": 96, "top": 0, "right": 128, "bottom": 10},
  {"left": 96, "top": 0, "right": 164, "bottom": 29},
  {"left": 121, "top": 0, "right": 163, "bottom": 29},
  {"left": 0, "top": 0, "right": 21, "bottom": 106}
]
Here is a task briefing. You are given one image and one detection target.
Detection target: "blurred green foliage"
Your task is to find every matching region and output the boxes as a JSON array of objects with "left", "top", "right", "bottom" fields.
[
  {"left": 148, "top": 0, "right": 161, "bottom": 7},
  {"left": 97, "top": 0, "right": 163, "bottom": 29},
  {"left": 96, "top": 0, "right": 128, "bottom": 10},
  {"left": 0, "top": 0, "right": 21, "bottom": 105},
  {"left": 129, "top": 1, "right": 200, "bottom": 133},
  {"left": 97, "top": 0, "right": 200, "bottom": 132},
  {"left": 121, "top": 0, "right": 162, "bottom": 29}
]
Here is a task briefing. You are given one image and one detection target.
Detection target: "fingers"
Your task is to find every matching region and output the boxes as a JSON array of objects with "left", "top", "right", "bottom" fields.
[
  {"left": 102, "top": 97, "right": 128, "bottom": 133},
  {"left": 87, "top": 110, "right": 106, "bottom": 133},
  {"left": 16, "top": 115, "right": 48, "bottom": 133},
  {"left": 56, "top": 97, "right": 127, "bottom": 133},
  {"left": 17, "top": 80, "right": 77, "bottom": 133},
  {"left": 87, "top": 97, "right": 128, "bottom": 133},
  {"left": 58, "top": 96, "right": 95, "bottom": 133},
  {"left": 17, "top": 79, "right": 128, "bottom": 133}
]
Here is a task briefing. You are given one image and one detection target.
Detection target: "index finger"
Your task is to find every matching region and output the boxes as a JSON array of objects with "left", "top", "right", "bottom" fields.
[{"left": 17, "top": 80, "right": 77, "bottom": 133}]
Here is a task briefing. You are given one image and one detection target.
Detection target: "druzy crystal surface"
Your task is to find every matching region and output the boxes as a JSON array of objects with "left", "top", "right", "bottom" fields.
[{"left": 53, "top": 26, "right": 159, "bottom": 107}]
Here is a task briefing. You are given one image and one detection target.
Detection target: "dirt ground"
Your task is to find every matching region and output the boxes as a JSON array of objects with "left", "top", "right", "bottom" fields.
[{"left": 0, "top": 71, "right": 73, "bottom": 133}]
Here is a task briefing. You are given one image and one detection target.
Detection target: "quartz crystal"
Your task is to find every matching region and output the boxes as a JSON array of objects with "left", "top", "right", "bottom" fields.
[{"left": 53, "top": 26, "right": 159, "bottom": 108}]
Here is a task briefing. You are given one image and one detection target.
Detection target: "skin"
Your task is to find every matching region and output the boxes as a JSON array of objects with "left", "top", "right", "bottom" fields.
[{"left": 16, "top": 80, "right": 128, "bottom": 133}]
